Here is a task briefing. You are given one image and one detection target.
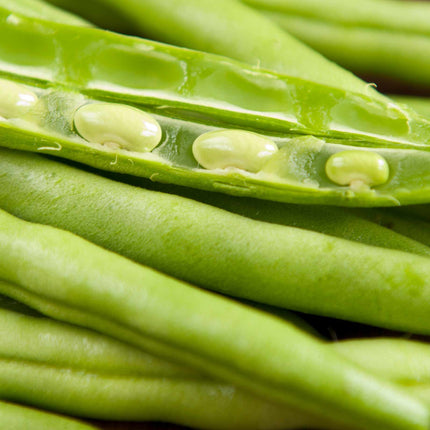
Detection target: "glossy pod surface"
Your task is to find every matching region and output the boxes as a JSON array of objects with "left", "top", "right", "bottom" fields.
[
  {"left": 0, "top": 400, "right": 95, "bottom": 430},
  {"left": 243, "top": 0, "right": 430, "bottom": 87},
  {"left": 2, "top": 7, "right": 430, "bottom": 205},
  {"left": 0, "top": 296, "right": 312, "bottom": 429},
  {"left": 3, "top": 293, "right": 430, "bottom": 429},
  {"left": 4, "top": 148, "right": 430, "bottom": 335},
  {"left": 0, "top": 208, "right": 428, "bottom": 430}
]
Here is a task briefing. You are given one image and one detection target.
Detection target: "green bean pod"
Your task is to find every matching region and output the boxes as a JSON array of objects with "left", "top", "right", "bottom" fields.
[
  {"left": 1, "top": 0, "right": 91, "bottom": 26},
  {"left": 350, "top": 207, "right": 430, "bottom": 249},
  {"left": 0, "top": 400, "right": 96, "bottom": 430},
  {"left": 120, "top": 177, "right": 430, "bottom": 257},
  {"left": 0, "top": 298, "right": 313, "bottom": 429},
  {"left": 334, "top": 338, "right": 430, "bottom": 385},
  {"left": 44, "top": 0, "right": 370, "bottom": 93},
  {"left": 241, "top": 0, "right": 430, "bottom": 87},
  {"left": 0, "top": 208, "right": 428, "bottom": 430},
  {"left": 3, "top": 293, "right": 430, "bottom": 429},
  {"left": 4, "top": 148, "right": 430, "bottom": 334},
  {"left": 7, "top": 293, "right": 430, "bottom": 428},
  {"left": 2, "top": 7, "right": 430, "bottom": 205},
  {"left": 392, "top": 96, "right": 430, "bottom": 119}
]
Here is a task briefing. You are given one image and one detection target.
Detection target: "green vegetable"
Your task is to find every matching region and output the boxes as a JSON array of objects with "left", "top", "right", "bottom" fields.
[
  {"left": 0, "top": 400, "right": 95, "bottom": 430},
  {"left": 1, "top": 0, "right": 91, "bottom": 26},
  {"left": 3, "top": 292, "right": 430, "bottom": 429},
  {"left": 242, "top": 0, "right": 430, "bottom": 87},
  {"left": 351, "top": 207, "right": 430, "bottom": 249},
  {"left": 0, "top": 207, "right": 428, "bottom": 430},
  {"left": 391, "top": 95, "right": 430, "bottom": 119},
  {"left": 0, "top": 295, "right": 307, "bottom": 429},
  {"left": 2, "top": 6, "right": 430, "bottom": 205},
  {"left": 0, "top": 295, "right": 316, "bottom": 428},
  {"left": 42, "top": 0, "right": 374, "bottom": 93},
  {"left": 3, "top": 148, "right": 430, "bottom": 333}
]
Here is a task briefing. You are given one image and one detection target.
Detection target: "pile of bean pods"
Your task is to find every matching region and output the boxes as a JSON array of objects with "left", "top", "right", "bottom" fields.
[{"left": 3, "top": 0, "right": 430, "bottom": 429}]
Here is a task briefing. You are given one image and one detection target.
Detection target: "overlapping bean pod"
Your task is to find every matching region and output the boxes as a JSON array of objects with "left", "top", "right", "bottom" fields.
[
  {"left": 0, "top": 400, "right": 95, "bottom": 430},
  {"left": 1, "top": 208, "right": 429, "bottom": 430},
  {"left": 2, "top": 148, "right": 430, "bottom": 334},
  {"left": 2, "top": 293, "right": 430, "bottom": 429},
  {"left": 2, "top": 4, "right": 430, "bottom": 205}
]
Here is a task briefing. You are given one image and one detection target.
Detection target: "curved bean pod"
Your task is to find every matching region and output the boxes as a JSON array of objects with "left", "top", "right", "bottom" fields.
[
  {"left": 6, "top": 291, "right": 430, "bottom": 428},
  {"left": 0, "top": 210, "right": 428, "bottom": 430},
  {"left": 126, "top": 177, "right": 430, "bottom": 257},
  {"left": 0, "top": 360, "right": 307, "bottom": 429},
  {"left": 1, "top": 0, "right": 91, "bottom": 26},
  {"left": 0, "top": 300, "right": 305, "bottom": 428},
  {"left": 392, "top": 95, "right": 430, "bottom": 118},
  {"left": 0, "top": 400, "right": 96, "bottom": 430},
  {"left": 45, "top": 0, "right": 370, "bottom": 94},
  {"left": 350, "top": 207, "right": 430, "bottom": 249},
  {"left": 242, "top": 0, "right": 430, "bottom": 87},
  {"left": 2, "top": 6, "right": 430, "bottom": 205},
  {"left": 3, "top": 149, "right": 430, "bottom": 334}
]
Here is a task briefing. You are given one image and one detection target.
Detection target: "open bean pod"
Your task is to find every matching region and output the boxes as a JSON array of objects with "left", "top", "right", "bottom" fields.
[{"left": 2, "top": 6, "right": 430, "bottom": 205}]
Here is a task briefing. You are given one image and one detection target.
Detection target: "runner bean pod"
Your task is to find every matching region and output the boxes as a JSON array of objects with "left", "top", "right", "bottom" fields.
[
  {"left": 3, "top": 149, "right": 430, "bottom": 333},
  {"left": 0, "top": 400, "right": 95, "bottom": 430},
  {"left": 0, "top": 208, "right": 428, "bottom": 430},
  {"left": 2, "top": 5, "right": 430, "bottom": 205},
  {"left": 0, "top": 295, "right": 311, "bottom": 429},
  {"left": 133, "top": 178, "right": 430, "bottom": 257},
  {"left": 2, "top": 0, "right": 91, "bottom": 26},
  {"left": 3, "top": 293, "right": 430, "bottom": 428},
  {"left": 241, "top": 0, "right": 430, "bottom": 87}
]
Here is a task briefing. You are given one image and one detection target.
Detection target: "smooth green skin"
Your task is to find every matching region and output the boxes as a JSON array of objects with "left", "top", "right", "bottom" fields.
[
  {"left": 335, "top": 338, "right": 430, "bottom": 386},
  {"left": 244, "top": 0, "right": 430, "bottom": 35},
  {"left": 3, "top": 8, "right": 430, "bottom": 206},
  {"left": 0, "top": 400, "right": 96, "bottom": 430},
  {"left": 0, "top": 303, "right": 188, "bottom": 379},
  {"left": 0, "top": 360, "right": 305, "bottom": 429},
  {"left": 259, "top": 12, "right": 430, "bottom": 88},
  {"left": 0, "top": 300, "right": 309, "bottom": 429},
  {"left": 131, "top": 176, "right": 430, "bottom": 258},
  {"left": 244, "top": 0, "right": 430, "bottom": 86},
  {"left": 4, "top": 149, "right": 430, "bottom": 334},
  {"left": 1, "top": 295, "right": 430, "bottom": 428},
  {"left": 0, "top": 210, "right": 428, "bottom": 430},
  {"left": 392, "top": 96, "right": 430, "bottom": 119},
  {"left": 1, "top": 0, "right": 91, "bottom": 26},
  {"left": 352, "top": 207, "right": 430, "bottom": 249},
  {"left": 44, "top": 0, "right": 372, "bottom": 95}
]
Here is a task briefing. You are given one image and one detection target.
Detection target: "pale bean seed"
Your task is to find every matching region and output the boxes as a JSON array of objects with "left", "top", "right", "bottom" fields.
[
  {"left": 73, "top": 103, "right": 162, "bottom": 152},
  {"left": 325, "top": 150, "right": 389, "bottom": 190},
  {"left": 192, "top": 129, "right": 278, "bottom": 172},
  {"left": 0, "top": 78, "right": 38, "bottom": 119}
]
